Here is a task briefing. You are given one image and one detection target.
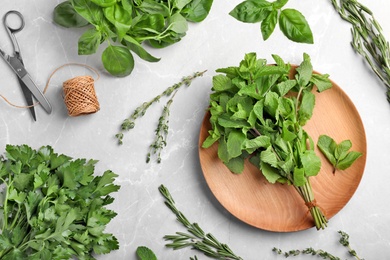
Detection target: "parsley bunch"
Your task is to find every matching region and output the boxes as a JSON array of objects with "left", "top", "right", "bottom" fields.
[
  {"left": 0, "top": 145, "right": 120, "bottom": 259},
  {"left": 202, "top": 53, "right": 333, "bottom": 230}
]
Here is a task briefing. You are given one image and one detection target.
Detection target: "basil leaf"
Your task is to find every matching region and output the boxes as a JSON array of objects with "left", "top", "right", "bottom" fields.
[
  {"left": 91, "top": 0, "right": 116, "bottom": 7},
  {"left": 272, "top": 0, "right": 288, "bottom": 9},
  {"left": 104, "top": 4, "right": 132, "bottom": 40},
  {"left": 168, "top": 12, "right": 188, "bottom": 34},
  {"left": 71, "top": 0, "right": 104, "bottom": 26},
  {"left": 279, "top": 8, "right": 313, "bottom": 44},
  {"left": 123, "top": 35, "right": 160, "bottom": 62},
  {"left": 102, "top": 45, "right": 134, "bottom": 77},
  {"left": 138, "top": 0, "right": 170, "bottom": 16},
  {"left": 261, "top": 9, "right": 278, "bottom": 41},
  {"left": 53, "top": 1, "right": 89, "bottom": 28},
  {"left": 181, "top": 0, "right": 214, "bottom": 22},
  {"left": 175, "top": 0, "right": 192, "bottom": 10},
  {"left": 230, "top": 0, "right": 272, "bottom": 23},
  {"left": 78, "top": 28, "right": 102, "bottom": 55}
]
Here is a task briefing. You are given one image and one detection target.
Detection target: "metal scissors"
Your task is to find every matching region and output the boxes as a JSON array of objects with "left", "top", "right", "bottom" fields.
[{"left": 0, "top": 10, "right": 51, "bottom": 120}]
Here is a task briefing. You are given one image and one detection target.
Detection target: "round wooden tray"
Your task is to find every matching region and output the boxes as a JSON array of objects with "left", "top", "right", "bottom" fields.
[{"left": 198, "top": 70, "right": 367, "bottom": 232}]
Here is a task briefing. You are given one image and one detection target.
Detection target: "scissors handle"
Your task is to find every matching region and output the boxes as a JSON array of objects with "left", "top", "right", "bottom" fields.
[{"left": 3, "top": 10, "right": 25, "bottom": 57}]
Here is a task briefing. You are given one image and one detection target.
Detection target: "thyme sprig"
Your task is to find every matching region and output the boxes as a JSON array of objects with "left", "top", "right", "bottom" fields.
[
  {"left": 116, "top": 70, "right": 207, "bottom": 162},
  {"left": 331, "top": 0, "right": 390, "bottom": 102},
  {"left": 158, "top": 185, "right": 243, "bottom": 260},
  {"left": 273, "top": 230, "right": 363, "bottom": 260}
]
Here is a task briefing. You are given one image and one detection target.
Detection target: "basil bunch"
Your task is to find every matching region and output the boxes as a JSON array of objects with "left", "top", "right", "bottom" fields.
[
  {"left": 53, "top": 0, "right": 213, "bottom": 77},
  {"left": 202, "top": 53, "right": 332, "bottom": 229},
  {"left": 230, "top": 0, "right": 313, "bottom": 43}
]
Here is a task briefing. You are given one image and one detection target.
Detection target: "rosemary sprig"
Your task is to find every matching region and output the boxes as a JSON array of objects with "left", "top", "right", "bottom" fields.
[
  {"left": 158, "top": 185, "right": 243, "bottom": 260},
  {"left": 331, "top": 0, "right": 390, "bottom": 102},
  {"left": 115, "top": 70, "right": 207, "bottom": 162},
  {"left": 273, "top": 230, "right": 363, "bottom": 260}
]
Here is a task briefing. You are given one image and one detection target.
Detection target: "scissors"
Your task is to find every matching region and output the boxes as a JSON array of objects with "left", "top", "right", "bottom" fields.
[{"left": 0, "top": 10, "right": 51, "bottom": 120}]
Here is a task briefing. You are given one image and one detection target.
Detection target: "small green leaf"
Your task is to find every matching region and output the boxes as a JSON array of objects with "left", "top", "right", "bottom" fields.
[
  {"left": 230, "top": 0, "right": 273, "bottom": 23},
  {"left": 53, "top": 1, "right": 89, "bottom": 28},
  {"left": 335, "top": 140, "right": 352, "bottom": 161},
  {"left": 78, "top": 28, "right": 102, "bottom": 55},
  {"left": 301, "top": 150, "right": 321, "bottom": 177},
  {"left": 298, "top": 91, "right": 315, "bottom": 125},
  {"left": 224, "top": 156, "right": 245, "bottom": 174},
  {"left": 311, "top": 74, "right": 333, "bottom": 92},
  {"left": 261, "top": 9, "right": 278, "bottom": 41},
  {"left": 136, "top": 246, "right": 158, "bottom": 260},
  {"left": 123, "top": 35, "right": 160, "bottom": 62},
  {"left": 337, "top": 151, "right": 362, "bottom": 170},
  {"left": 102, "top": 45, "right": 134, "bottom": 77},
  {"left": 227, "top": 130, "right": 246, "bottom": 159},
  {"left": 260, "top": 161, "right": 281, "bottom": 184},
  {"left": 293, "top": 167, "right": 306, "bottom": 186},
  {"left": 181, "top": 0, "right": 214, "bottom": 22},
  {"left": 279, "top": 9, "right": 313, "bottom": 44},
  {"left": 296, "top": 53, "right": 313, "bottom": 87},
  {"left": 317, "top": 135, "right": 337, "bottom": 165},
  {"left": 168, "top": 12, "right": 188, "bottom": 34},
  {"left": 272, "top": 0, "right": 288, "bottom": 9}
]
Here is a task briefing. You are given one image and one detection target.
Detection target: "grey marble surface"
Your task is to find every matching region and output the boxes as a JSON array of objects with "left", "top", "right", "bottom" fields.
[{"left": 1, "top": 0, "right": 390, "bottom": 259}]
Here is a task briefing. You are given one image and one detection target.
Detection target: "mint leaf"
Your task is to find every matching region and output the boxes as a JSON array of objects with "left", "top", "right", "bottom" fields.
[{"left": 137, "top": 246, "right": 158, "bottom": 260}]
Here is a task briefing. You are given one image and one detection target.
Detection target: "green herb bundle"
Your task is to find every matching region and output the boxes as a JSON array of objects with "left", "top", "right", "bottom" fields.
[
  {"left": 0, "top": 145, "right": 120, "bottom": 259},
  {"left": 53, "top": 0, "right": 213, "bottom": 77},
  {"left": 202, "top": 53, "right": 333, "bottom": 230}
]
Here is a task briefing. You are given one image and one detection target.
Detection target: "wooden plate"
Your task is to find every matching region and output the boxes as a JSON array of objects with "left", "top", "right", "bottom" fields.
[{"left": 198, "top": 69, "right": 367, "bottom": 232}]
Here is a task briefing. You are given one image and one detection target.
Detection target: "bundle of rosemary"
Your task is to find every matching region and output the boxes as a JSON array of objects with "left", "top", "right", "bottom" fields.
[{"left": 331, "top": 0, "right": 390, "bottom": 102}]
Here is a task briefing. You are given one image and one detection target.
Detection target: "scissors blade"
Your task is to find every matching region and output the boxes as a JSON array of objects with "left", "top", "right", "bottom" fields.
[
  {"left": 4, "top": 55, "right": 52, "bottom": 114},
  {"left": 18, "top": 77, "right": 36, "bottom": 120}
]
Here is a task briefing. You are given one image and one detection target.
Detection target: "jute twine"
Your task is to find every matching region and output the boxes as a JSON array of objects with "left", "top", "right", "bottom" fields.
[
  {"left": 0, "top": 63, "right": 100, "bottom": 117},
  {"left": 46, "top": 63, "right": 100, "bottom": 116}
]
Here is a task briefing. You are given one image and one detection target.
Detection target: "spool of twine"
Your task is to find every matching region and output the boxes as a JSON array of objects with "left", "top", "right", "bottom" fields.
[
  {"left": 46, "top": 63, "right": 100, "bottom": 117},
  {"left": 62, "top": 75, "right": 100, "bottom": 116},
  {"left": 0, "top": 63, "right": 100, "bottom": 117}
]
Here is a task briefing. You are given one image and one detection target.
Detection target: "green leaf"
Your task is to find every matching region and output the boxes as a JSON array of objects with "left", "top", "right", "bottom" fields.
[
  {"left": 136, "top": 246, "right": 158, "bottom": 260},
  {"left": 279, "top": 9, "right": 313, "bottom": 44},
  {"left": 243, "top": 136, "right": 270, "bottom": 153},
  {"left": 230, "top": 0, "right": 273, "bottom": 23},
  {"left": 261, "top": 9, "right": 278, "bottom": 41},
  {"left": 138, "top": 0, "right": 170, "bottom": 16},
  {"left": 311, "top": 73, "right": 333, "bottom": 92},
  {"left": 301, "top": 150, "right": 321, "bottom": 177},
  {"left": 293, "top": 167, "right": 306, "bottom": 186},
  {"left": 104, "top": 3, "right": 132, "bottom": 40},
  {"left": 297, "top": 90, "right": 315, "bottom": 125},
  {"left": 168, "top": 12, "right": 188, "bottom": 34},
  {"left": 337, "top": 151, "right": 362, "bottom": 170},
  {"left": 212, "top": 75, "right": 233, "bottom": 92},
  {"left": 317, "top": 135, "right": 337, "bottom": 165},
  {"left": 272, "top": 0, "right": 288, "bottom": 9},
  {"left": 71, "top": 0, "right": 104, "bottom": 26},
  {"left": 296, "top": 53, "right": 313, "bottom": 87},
  {"left": 78, "top": 28, "right": 102, "bottom": 55},
  {"left": 224, "top": 156, "right": 245, "bottom": 174},
  {"left": 181, "top": 0, "right": 214, "bottom": 22},
  {"left": 91, "top": 0, "right": 116, "bottom": 7},
  {"left": 226, "top": 130, "right": 246, "bottom": 159},
  {"left": 102, "top": 45, "right": 134, "bottom": 77},
  {"left": 53, "top": 1, "right": 89, "bottom": 28},
  {"left": 260, "top": 146, "right": 278, "bottom": 168},
  {"left": 123, "top": 35, "right": 160, "bottom": 62},
  {"left": 260, "top": 161, "right": 281, "bottom": 184},
  {"left": 335, "top": 140, "right": 352, "bottom": 161}
]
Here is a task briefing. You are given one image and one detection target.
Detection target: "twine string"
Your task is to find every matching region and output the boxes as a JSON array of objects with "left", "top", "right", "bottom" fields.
[{"left": 0, "top": 63, "right": 100, "bottom": 116}]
